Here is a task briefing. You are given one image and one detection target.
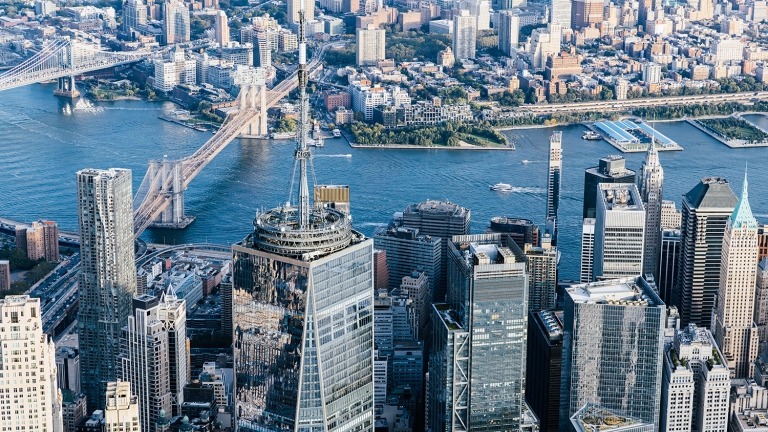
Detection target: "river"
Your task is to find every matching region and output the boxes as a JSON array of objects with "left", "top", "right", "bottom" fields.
[{"left": 1, "top": 82, "right": 767, "bottom": 279}]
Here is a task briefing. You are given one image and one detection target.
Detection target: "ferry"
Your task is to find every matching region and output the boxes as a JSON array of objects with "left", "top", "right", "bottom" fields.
[
  {"left": 310, "top": 138, "right": 325, "bottom": 148},
  {"left": 490, "top": 183, "right": 512, "bottom": 191},
  {"left": 582, "top": 131, "right": 602, "bottom": 140},
  {"left": 332, "top": 128, "right": 341, "bottom": 138}
]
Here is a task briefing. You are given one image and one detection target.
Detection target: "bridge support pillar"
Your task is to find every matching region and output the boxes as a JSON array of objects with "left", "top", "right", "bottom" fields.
[
  {"left": 54, "top": 75, "right": 80, "bottom": 98},
  {"left": 242, "top": 85, "right": 268, "bottom": 138},
  {"left": 148, "top": 159, "right": 195, "bottom": 230}
]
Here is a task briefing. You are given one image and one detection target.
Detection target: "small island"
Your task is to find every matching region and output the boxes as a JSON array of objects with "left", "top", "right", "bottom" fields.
[
  {"left": 693, "top": 116, "right": 768, "bottom": 148},
  {"left": 347, "top": 122, "right": 513, "bottom": 150}
]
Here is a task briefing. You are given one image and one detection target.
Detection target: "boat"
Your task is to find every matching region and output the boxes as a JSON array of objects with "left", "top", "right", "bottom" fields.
[
  {"left": 582, "top": 131, "right": 602, "bottom": 140},
  {"left": 332, "top": 128, "right": 341, "bottom": 138},
  {"left": 313, "top": 137, "right": 324, "bottom": 147},
  {"left": 521, "top": 160, "right": 531, "bottom": 164},
  {"left": 490, "top": 183, "right": 512, "bottom": 191}
]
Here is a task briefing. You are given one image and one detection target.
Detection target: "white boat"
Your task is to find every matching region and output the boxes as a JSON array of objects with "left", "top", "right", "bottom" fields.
[
  {"left": 490, "top": 183, "right": 512, "bottom": 191},
  {"left": 521, "top": 160, "right": 531, "bottom": 164},
  {"left": 332, "top": 128, "right": 341, "bottom": 138}
]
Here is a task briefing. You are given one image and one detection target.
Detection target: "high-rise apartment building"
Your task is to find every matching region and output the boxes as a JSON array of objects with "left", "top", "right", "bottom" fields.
[
  {"left": 374, "top": 224, "right": 441, "bottom": 298},
  {"left": 215, "top": 10, "right": 229, "bottom": 47},
  {"left": 164, "top": 0, "right": 190, "bottom": 44},
  {"left": 509, "top": 241, "right": 557, "bottom": 312},
  {"left": 546, "top": 131, "right": 562, "bottom": 226},
  {"left": 583, "top": 156, "right": 637, "bottom": 219},
  {"left": 25, "top": 220, "right": 60, "bottom": 262},
  {"left": 579, "top": 218, "right": 596, "bottom": 283},
  {"left": 157, "top": 289, "right": 188, "bottom": 416},
  {"left": 0, "top": 296, "right": 62, "bottom": 432},
  {"left": 0, "top": 260, "right": 9, "bottom": 292},
  {"left": 674, "top": 177, "right": 737, "bottom": 328},
  {"left": 755, "top": 258, "right": 768, "bottom": 343},
  {"left": 638, "top": 140, "right": 663, "bottom": 277},
  {"left": 660, "top": 324, "right": 730, "bottom": 432},
  {"left": 77, "top": 168, "right": 137, "bottom": 413},
  {"left": 452, "top": 10, "right": 477, "bottom": 60},
  {"left": 401, "top": 200, "right": 470, "bottom": 301},
  {"left": 122, "top": 0, "right": 147, "bottom": 32},
  {"left": 560, "top": 277, "right": 665, "bottom": 429},
  {"left": 657, "top": 228, "right": 680, "bottom": 306},
  {"left": 121, "top": 295, "right": 172, "bottom": 432},
  {"left": 356, "top": 24, "right": 386, "bottom": 66},
  {"left": 551, "top": 0, "right": 572, "bottom": 28},
  {"left": 594, "top": 184, "right": 645, "bottom": 281},
  {"left": 497, "top": 10, "right": 520, "bottom": 56},
  {"left": 287, "top": 0, "right": 315, "bottom": 23},
  {"left": 571, "top": 0, "right": 604, "bottom": 27},
  {"left": 429, "top": 234, "right": 528, "bottom": 431},
  {"left": 526, "top": 310, "right": 563, "bottom": 432},
  {"left": 713, "top": 173, "right": 760, "bottom": 378},
  {"left": 104, "top": 381, "right": 141, "bottom": 432}
]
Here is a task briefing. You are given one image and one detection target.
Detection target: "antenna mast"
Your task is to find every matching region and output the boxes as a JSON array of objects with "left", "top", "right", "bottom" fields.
[{"left": 296, "top": 0, "right": 311, "bottom": 229}]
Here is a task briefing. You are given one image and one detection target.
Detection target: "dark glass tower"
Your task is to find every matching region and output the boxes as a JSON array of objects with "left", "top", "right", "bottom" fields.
[
  {"left": 526, "top": 310, "right": 563, "bottom": 432},
  {"left": 582, "top": 156, "right": 636, "bottom": 219}
]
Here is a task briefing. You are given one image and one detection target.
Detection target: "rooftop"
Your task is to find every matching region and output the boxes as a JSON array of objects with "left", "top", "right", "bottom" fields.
[
  {"left": 684, "top": 177, "right": 738, "bottom": 210},
  {"left": 566, "top": 277, "right": 660, "bottom": 307},
  {"left": 600, "top": 184, "right": 644, "bottom": 212},
  {"left": 571, "top": 403, "right": 652, "bottom": 432},
  {"left": 404, "top": 200, "right": 469, "bottom": 217},
  {"left": 536, "top": 309, "right": 564, "bottom": 339}
]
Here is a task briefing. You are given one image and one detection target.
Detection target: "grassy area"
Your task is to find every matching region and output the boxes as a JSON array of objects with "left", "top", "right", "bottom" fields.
[
  {"left": 349, "top": 122, "right": 507, "bottom": 147},
  {"left": 697, "top": 117, "right": 768, "bottom": 143}
]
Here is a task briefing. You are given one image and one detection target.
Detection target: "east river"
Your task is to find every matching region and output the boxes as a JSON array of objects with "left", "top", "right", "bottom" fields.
[{"left": 2, "top": 82, "right": 768, "bottom": 279}]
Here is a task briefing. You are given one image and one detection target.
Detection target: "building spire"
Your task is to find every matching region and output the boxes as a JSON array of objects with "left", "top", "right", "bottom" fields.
[
  {"left": 295, "top": 0, "right": 311, "bottom": 229},
  {"left": 730, "top": 165, "right": 756, "bottom": 229}
]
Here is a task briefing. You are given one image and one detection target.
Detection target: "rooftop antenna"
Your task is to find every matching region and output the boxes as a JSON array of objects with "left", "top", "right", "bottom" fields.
[{"left": 295, "top": 0, "right": 311, "bottom": 229}]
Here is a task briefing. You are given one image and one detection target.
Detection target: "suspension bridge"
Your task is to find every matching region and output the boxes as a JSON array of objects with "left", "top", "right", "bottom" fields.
[
  {"left": 131, "top": 43, "right": 337, "bottom": 237},
  {"left": 0, "top": 37, "right": 152, "bottom": 96}
]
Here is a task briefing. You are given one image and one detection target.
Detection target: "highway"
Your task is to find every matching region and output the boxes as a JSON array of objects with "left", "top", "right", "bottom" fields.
[{"left": 517, "top": 91, "right": 768, "bottom": 115}]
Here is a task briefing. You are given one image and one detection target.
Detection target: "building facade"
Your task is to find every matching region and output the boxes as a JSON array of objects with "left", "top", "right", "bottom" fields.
[
  {"left": 526, "top": 310, "right": 563, "bottom": 432},
  {"left": 497, "top": 10, "right": 520, "bottom": 55},
  {"left": 593, "top": 184, "right": 646, "bottom": 281},
  {"left": 546, "top": 132, "right": 562, "bottom": 225},
  {"left": 104, "top": 381, "right": 141, "bottom": 432},
  {"left": 77, "top": 168, "right": 137, "bottom": 412},
  {"left": 25, "top": 220, "right": 59, "bottom": 262},
  {"left": 356, "top": 24, "right": 386, "bottom": 66},
  {"left": 638, "top": 140, "right": 663, "bottom": 277},
  {"left": 374, "top": 224, "right": 441, "bottom": 298},
  {"left": 452, "top": 10, "right": 477, "bottom": 60},
  {"left": 163, "top": 0, "right": 190, "bottom": 44},
  {"left": 583, "top": 156, "right": 637, "bottom": 219},
  {"left": 657, "top": 228, "right": 680, "bottom": 306}
]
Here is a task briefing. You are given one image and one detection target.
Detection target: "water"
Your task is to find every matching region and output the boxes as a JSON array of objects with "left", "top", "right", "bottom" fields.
[{"left": 2, "top": 83, "right": 767, "bottom": 280}]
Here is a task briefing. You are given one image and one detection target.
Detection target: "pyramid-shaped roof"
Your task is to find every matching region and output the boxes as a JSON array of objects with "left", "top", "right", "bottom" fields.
[
  {"left": 731, "top": 170, "right": 757, "bottom": 229},
  {"left": 685, "top": 177, "right": 737, "bottom": 210}
]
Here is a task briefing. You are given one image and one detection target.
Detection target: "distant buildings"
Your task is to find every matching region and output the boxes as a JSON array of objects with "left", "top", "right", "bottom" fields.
[
  {"left": 356, "top": 24, "right": 386, "bottom": 66},
  {"left": 287, "top": 0, "right": 315, "bottom": 23},
  {"left": 163, "top": 0, "right": 190, "bottom": 45},
  {"left": 560, "top": 277, "right": 665, "bottom": 429},
  {"left": 215, "top": 10, "right": 229, "bottom": 47},
  {"left": 571, "top": 0, "right": 604, "bottom": 28},
  {"left": 15, "top": 220, "right": 59, "bottom": 262},
  {"left": 122, "top": 0, "right": 147, "bottom": 32},
  {"left": 0, "top": 260, "right": 9, "bottom": 292},
  {"left": 76, "top": 168, "right": 137, "bottom": 413},
  {"left": 453, "top": 10, "right": 477, "bottom": 60}
]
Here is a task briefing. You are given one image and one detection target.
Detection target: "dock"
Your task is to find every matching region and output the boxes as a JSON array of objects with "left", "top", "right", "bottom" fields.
[{"left": 590, "top": 120, "right": 683, "bottom": 152}]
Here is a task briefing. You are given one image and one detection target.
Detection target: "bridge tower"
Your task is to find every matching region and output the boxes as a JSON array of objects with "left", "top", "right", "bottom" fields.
[
  {"left": 148, "top": 158, "right": 194, "bottom": 229},
  {"left": 242, "top": 84, "right": 268, "bottom": 137},
  {"left": 53, "top": 41, "right": 80, "bottom": 98}
]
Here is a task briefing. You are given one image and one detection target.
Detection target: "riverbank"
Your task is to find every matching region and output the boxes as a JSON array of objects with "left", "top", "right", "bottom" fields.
[
  {"left": 686, "top": 118, "right": 768, "bottom": 148},
  {"left": 341, "top": 128, "right": 515, "bottom": 150}
]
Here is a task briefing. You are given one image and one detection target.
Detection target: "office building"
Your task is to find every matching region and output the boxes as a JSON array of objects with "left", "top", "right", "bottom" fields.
[
  {"left": 530, "top": 23, "right": 562, "bottom": 70},
  {"left": 486, "top": 217, "right": 539, "bottom": 250},
  {"left": 660, "top": 199, "right": 681, "bottom": 229},
  {"left": 572, "top": 0, "right": 604, "bottom": 28},
  {"left": 121, "top": 295, "right": 172, "bottom": 432},
  {"left": 122, "top": 0, "right": 147, "bottom": 32},
  {"left": 498, "top": 10, "right": 520, "bottom": 56},
  {"left": 660, "top": 324, "right": 730, "bottom": 432},
  {"left": 104, "top": 381, "right": 141, "bottom": 432},
  {"left": 526, "top": 310, "right": 563, "bottom": 432},
  {"left": 401, "top": 200, "right": 470, "bottom": 301},
  {"left": 546, "top": 132, "right": 562, "bottom": 224},
  {"left": 215, "top": 10, "right": 229, "bottom": 47},
  {"left": 510, "top": 241, "right": 558, "bottom": 312},
  {"left": 400, "top": 270, "right": 430, "bottom": 341},
  {"left": 594, "top": 184, "right": 645, "bottom": 281},
  {"left": 373, "top": 249, "right": 389, "bottom": 290},
  {"left": 164, "top": 0, "right": 190, "bottom": 44},
  {"left": 638, "top": 140, "right": 663, "bottom": 277},
  {"left": 158, "top": 288, "right": 188, "bottom": 416},
  {"left": 62, "top": 391, "right": 88, "bottom": 432},
  {"left": 0, "top": 296, "right": 62, "bottom": 432},
  {"left": 674, "top": 177, "right": 737, "bottom": 328},
  {"left": 551, "top": 0, "right": 572, "bottom": 28},
  {"left": 570, "top": 404, "right": 654, "bottom": 432},
  {"left": 392, "top": 340, "right": 424, "bottom": 399},
  {"left": 0, "top": 260, "right": 9, "bottom": 292},
  {"left": 25, "top": 219, "right": 60, "bottom": 262},
  {"left": 77, "top": 168, "right": 137, "bottom": 412},
  {"left": 374, "top": 223, "right": 441, "bottom": 298},
  {"left": 287, "top": 0, "right": 315, "bottom": 23},
  {"left": 453, "top": 10, "right": 477, "bottom": 60},
  {"left": 583, "top": 156, "right": 637, "bottom": 219},
  {"left": 430, "top": 234, "right": 528, "bottom": 431},
  {"left": 231, "top": 37, "right": 375, "bottom": 428},
  {"left": 755, "top": 258, "right": 768, "bottom": 343},
  {"left": 579, "top": 218, "right": 596, "bottom": 283},
  {"left": 560, "top": 277, "right": 665, "bottom": 429},
  {"left": 759, "top": 224, "right": 768, "bottom": 261},
  {"left": 356, "top": 24, "right": 386, "bottom": 66},
  {"left": 57, "top": 347, "right": 81, "bottom": 393},
  {"left": 374, "top": 351, "right": 388, "bottom": 410},
  {"left": 657, "top": 228, "right": 680, "bottom": 306},
  {"left": 375, "top": 293, "right": 395, "bottom": 359},
  {"left": 713, "top": 173, "right": 760, "bottom": 378}
]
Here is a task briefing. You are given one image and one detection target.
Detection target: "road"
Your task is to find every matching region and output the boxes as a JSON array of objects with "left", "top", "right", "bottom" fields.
[{"left": 517, "top": 91, "right": 768, "bottom": 115}]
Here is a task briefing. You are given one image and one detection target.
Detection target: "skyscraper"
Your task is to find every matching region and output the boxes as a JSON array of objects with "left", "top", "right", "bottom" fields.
[
  {"left": 487, "top": 217, "right": 539, "bottom": 250},
  {"left": 215, "top": 10, "right": 229, "bottom": 47},
  {"left": 164, "top": 0, "right": 191, "bottom": 44},
  {"left": 356, "top": 23, "right": 386, "bottom": 66},
  {"left": 579, "top": 218, "right": 596, "bottom": 283},
  {"left": 430, "top": 234, "right": 528, "bottom": 431},
  {"left": 452, "top": 10, "right": 477, "bottom": 60},
  {"left": 674, "top": 177, "right": 737, "bottom": 328},
  {"left": 401, "top": 200, "right": 470, "bottom": 301},
  {"left": 0, "top": 296, "right": 62, "bottom": 432},
  {"left": 123, "top": 0, "right": 147, "bottom": 32},
  {"left": 583, "top": 156, "right": 636, "bottom": 219},
  {"left": 594, "top": 184, "right": 645, "bottom": 281},
  {"left": 660, "top": 199, "right": 682, "bottom": 229},
  {"left": 526, "top": 309, "right": 564, "bottom": 432},
  {"left": 551, "top": 0, "right": 572, "bottom": 28},
  {"left": 571, "top": 0, "right": 604, "bottom": 28},
  {"left": 656, "top": 228, "right": 680, "bottom": 306},
  {"left": 157, "top": 288, "right": 188, "bottom": 416},
  {"left": 713, "top": 173, "right": 760, "bottom": 378},
  {"left": 546, "top": 131, "right": 562, "bottom": 225},
  {"left": 638, "top": 139, "right": 663, "bottom": 277},
  {"left": 509, "top": 240, "right": 557, "bottom": 312},
  {"left": 560, "top": 277, "right": 665, "bottom": 429},
  {"left": 104, "top": 381, "right": 141, "bottom": 432},
  {"left": 374, "top": 223, "right": 441, "bottom": 298},
  {"left": 231, "top": 6, "right": 375, "bottom": 429},
  {"left": 77, "top": 168, "right": 137, "bottom": 413},
  {"left": 497, "top": 10, "right": 520, "bottom": 56}
]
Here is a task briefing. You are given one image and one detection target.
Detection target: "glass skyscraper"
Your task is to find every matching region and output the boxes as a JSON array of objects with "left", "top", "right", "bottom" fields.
[{"left": 560, "top": 277, "right": 665, "bottom": 429}]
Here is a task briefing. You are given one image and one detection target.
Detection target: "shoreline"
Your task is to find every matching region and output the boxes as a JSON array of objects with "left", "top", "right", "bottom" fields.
[
  {"left": 340, "top": 129, "right": 515, "bottom": 150},
  {"left": 686, "top": 118, "right": 768, "bottom": 148}
]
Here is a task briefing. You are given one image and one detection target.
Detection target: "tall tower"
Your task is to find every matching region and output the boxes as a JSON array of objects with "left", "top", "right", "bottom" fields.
[
  {"left": 214, "top": 10, "right": 229, "bottom": 47},
  {"left": 231, "top": 2, "right": 375, "bottom": 429},
  {"left": 638, "top": 137, "right": 664, "bottom": 277},
  {"left": 158, "top": 287, "right": 188, "bottom": 417},
  {"left": 546, "top": 132, "right": 562, "bottom": 223},
  {"left": 594, "top": 184, "right": 645, "bottom": 281},
  {"left": 674, "top": 177, "right": 737, "bottom": 328},
  {"left": 713, "top": 172, "right": 760, "bottom": 378},
  {"left": 77, "top": 168, "right": 137, "bottom": 413}
]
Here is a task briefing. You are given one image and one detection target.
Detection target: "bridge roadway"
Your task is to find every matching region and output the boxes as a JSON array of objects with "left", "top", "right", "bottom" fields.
[
  {"left": 517, "top": 91, "right": 768, "bottom": 114},
  {"left": 132, "top": 41, "right": 345, "bottom": 236}
]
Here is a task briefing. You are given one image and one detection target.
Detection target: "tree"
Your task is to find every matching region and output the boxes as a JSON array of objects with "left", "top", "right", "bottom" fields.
[{"left": 274, "top": 118, "right": 297, "bottom": 132}]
